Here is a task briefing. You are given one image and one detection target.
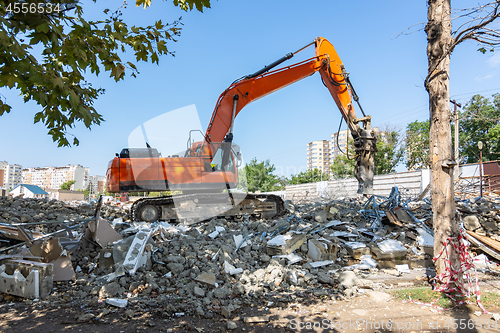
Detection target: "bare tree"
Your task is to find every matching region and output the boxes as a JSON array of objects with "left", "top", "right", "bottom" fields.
[{"left": 425, "top": 0, "right": 500, "bottom": 286}]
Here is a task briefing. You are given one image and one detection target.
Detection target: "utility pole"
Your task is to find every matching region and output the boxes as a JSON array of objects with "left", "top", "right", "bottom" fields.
[{"left": 450, "top": 100, "right": 461, "bottom": 182}]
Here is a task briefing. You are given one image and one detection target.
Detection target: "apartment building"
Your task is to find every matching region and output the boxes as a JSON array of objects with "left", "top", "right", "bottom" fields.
[
  {"left": 22, "top": 164, "right": 89, "bottom": 190},
  {"left": 329, "top": 130, "right": 352, "bottom": 163},
  {"left": 0, "top": 161, "right": 23, "bottom": 190},
  {"left": 306, "top": 140, "right": 330, "bottom": 175},
  {"left": 88, "top": 175, "right": 106, "bottom": 195}
]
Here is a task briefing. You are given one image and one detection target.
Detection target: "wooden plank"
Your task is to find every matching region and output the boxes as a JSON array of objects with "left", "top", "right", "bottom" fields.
[
  {"left": 384, "top": 210, "right": 403, "bottom": 226},
  {"left": 466, "top": 230, "right": 500, "bottom": 253},
  {"left": 465, "top": 233, "right": 500, "bottom": 261}
]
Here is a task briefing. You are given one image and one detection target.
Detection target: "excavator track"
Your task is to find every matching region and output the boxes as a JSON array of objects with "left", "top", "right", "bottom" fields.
[{"left": 131, "top": 193, "right": 285, "bottom": 224}]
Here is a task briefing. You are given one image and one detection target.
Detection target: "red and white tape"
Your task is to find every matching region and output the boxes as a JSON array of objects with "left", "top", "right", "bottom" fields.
[{"left": 408, "top": 229, "right": 488, "bottom": 313}]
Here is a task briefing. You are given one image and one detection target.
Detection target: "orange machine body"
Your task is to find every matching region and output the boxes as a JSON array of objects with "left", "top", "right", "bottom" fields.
[{"left": 106, "top": 143, "right": 238, "bottom": 193}]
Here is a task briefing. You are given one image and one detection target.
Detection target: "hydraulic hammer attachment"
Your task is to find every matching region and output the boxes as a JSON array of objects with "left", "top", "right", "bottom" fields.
[{"left": 353, "top": 116, "right": 376, "bottom": 195}]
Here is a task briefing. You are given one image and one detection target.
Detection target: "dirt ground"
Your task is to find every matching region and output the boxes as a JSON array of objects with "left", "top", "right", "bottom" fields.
[{"left": 2, "top": 276, "right": 500, "bottom": 333}]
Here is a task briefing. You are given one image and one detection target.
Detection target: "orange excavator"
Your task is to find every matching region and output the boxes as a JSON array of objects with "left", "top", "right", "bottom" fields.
[{"left": 106, "top": 37, "right": 377, "bottom": 222}]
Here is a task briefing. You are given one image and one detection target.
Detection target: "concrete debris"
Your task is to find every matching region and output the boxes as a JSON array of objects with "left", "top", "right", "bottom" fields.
[
  {"left": 0, "top": 188, "right": 499, "bottom": 319},
  {"left": 395, "top": 264, "right": 411, "bottom": 274},
  {"left": 266, "top": 232, "right": 306, "bottom": 255},
  {"left": 0, "top": 259, "right": 53, "bottom": 299},
  {"left": 338, "top": 271, "right": 359, "bottom": 288},
  {"left": 308, "top": 238, "right": 338, "bottom": 261},
  {"left": 195, "top": 272, "right": 217, "bottom": 287},
  {"left": 29, "top": 238, "right": 76, "bottom": 281},
  {"left": 227, "top": 320, "right": 238, "bottom": 330},
  {"left": 105, "top": 297, "right": 128, "bottom": 308}
]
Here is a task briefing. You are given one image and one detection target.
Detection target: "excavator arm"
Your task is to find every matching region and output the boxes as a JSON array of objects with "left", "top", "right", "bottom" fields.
[{"left": 205, "top": 37, "right": 376, "bottom": 194}]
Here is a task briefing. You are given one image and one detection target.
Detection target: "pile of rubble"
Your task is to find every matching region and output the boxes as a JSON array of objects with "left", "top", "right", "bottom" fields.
[{"left": 1, "top": 189, "right": 500, "bottom": 323}]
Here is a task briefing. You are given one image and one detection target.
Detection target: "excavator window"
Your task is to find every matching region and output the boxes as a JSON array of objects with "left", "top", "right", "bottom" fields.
[{"left": 210, "top": 145, "right": 235, "bottom": 173}]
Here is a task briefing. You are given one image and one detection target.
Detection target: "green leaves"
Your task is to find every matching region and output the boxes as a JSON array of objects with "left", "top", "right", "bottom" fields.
[
  {"left": 0, "top": 0, "right": 211, "bottom": 146},
  {"left": 242, "top": 158, "right": 285, "bottom": 192},
  {"left": 136, "top": 0, "right": 210, "bottom": 11},
  {"left": 460, "top": 94, "right": 500, "bottom": 163},
  {"left": 60, "top": 180, "right": 76, "bottom": 190},
  {"left": 405, "top": 94, "right": 500, "bottom": 168},
  {"left": 375, "top": 130, "right": 404, "bottom": 175},
  {"left": 289, "top": 169, "right": 330, "bottom": 184},
  {"left": 405, "top": 120, "right": 431, "bottom": 170},
  {"left": 329, "top": 155, "right": 355, "bottom": 179}
]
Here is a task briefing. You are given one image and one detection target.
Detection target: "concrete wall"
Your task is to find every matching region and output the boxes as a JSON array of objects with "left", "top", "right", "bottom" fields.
[{"left": 46, "top": 189, "right": 84, "bottom": 201}]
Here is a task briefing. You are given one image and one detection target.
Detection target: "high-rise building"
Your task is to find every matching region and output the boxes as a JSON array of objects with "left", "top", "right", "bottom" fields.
[
  {"left": 307, "top": 140, "right": 330, "bottom": 175},
  {"left": 329, "top": 130, "right": 352, "bottom": 163},
  {"left": 88, "top": 175, "right": 106, "bottom": 196},
  {"left": 22, "top": 164, "right": 89, "bottom": 190},
  {"left": 0, "top": 161, "right": 23, "bottom": 190}
]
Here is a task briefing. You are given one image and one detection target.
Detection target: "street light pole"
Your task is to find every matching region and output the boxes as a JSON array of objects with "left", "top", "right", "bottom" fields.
[{"left": 478, "top": 141, "right": 483, "bottom": 198}]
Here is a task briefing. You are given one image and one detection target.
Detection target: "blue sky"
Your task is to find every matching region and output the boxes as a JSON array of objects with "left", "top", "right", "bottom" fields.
[{"left": 1, "top": 0, "right": 499, "bottom": 177}]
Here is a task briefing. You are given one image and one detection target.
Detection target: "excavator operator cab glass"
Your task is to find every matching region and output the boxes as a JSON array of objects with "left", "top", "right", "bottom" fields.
[{"left": 210, "top": 143, "right": 236, "bottom": 173}]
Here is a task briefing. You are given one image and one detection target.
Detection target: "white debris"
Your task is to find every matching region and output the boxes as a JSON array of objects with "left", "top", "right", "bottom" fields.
[
  {"left": 224, "top": 261, "right": 236, "bottom": 273},
  {"left": 233, "top": 235, "right": 250, "bottom": 249},
  {"left": 309, "top": 260, "right": 335, "bottom": 268},
  {"left": 395, "top": 264, "right": 411, "bottom": 274},
  {"left": 229, "top": 268, "right": 243, "bottom": 275},
  {"left": 360, "top": 255, "right": 378, "bottom": 268},
  {"left": 272, "top": 253, "right": 303, "bottom": 264},
  {"left": 267, "top": 234, "right": 292, "bottom": 247},
  {"left": 208, "top": 226, "right": 225, "bottom": 239},
  {"left": 106, "top": 298, "right": 128, "bottom": 308},
  {"left": 378, "top": 239, "right": 407, "bottom": 253},
  {"left": 416, "top": 228, "right": 434, "bottom": 247},
  {"left": 344, "top": 241, "right": 366, "bottom": 249}
]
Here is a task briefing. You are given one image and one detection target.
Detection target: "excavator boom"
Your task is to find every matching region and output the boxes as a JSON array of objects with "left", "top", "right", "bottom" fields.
[{"left": 205, "top": 37, "right": 376, "bottom": 193}]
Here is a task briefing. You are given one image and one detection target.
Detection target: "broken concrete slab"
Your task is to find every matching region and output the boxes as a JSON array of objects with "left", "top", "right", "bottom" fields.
[
  {"left": 344, "top": 241, "right": 370, "bottom": 259},
  {"left": 87, "top": 215, "right": 123, "bottom": 248},
  {"left": 195, "top": 272, "right": 217, "bottom": 287},
  {"left": 0, "top": 260, "right": 53, "bottom": 299},
  {"left": 121, "top": 229, "right": 153, "bottom": 275},
  {"left": 193, "top": 286, "right": 205, "bottom": 297},
  {"left": 309, "top": 260, "right": 335, "bottom": 268},
  {"left": 370, "top": 239, "right": 407, "bottom": 260},
  {"left": 266, "top": 232, "right": 306, "bottom": 256},
  {"left": 308, "top": 239, "right": 338, "bottom": 261},
  {"left": 29, "top": 238, "right": 75, "bottom": 281}
]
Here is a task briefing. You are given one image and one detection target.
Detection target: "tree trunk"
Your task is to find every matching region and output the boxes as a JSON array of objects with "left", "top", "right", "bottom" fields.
[{"left": 425, "top": 0, "right": 461, "bottom": 285}]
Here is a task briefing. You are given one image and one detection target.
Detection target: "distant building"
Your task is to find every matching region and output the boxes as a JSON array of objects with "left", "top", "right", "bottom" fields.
[
  {"left": 45, "top": 189, "right": 85, "bottom": 201},
  {"left": 9, "top": 184, "right": 48, "bottom": 199},
  {"left": 307, "top": 140, "right": 330, "bottom": 175},
  {"left": 88, "top": 175, "right": 106, "bottom": 197},
  {"left": 22, "top": 164, "right": 89, "bottom": 190},
  {"left": 0, "top": 161, "right": 23, "bottom": 190},
  {"left": 0, "top": 169, "right": 4, "bottom": 188},
  {"left": 329, "top": 130, "right": 352, "bottom": 163}
]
